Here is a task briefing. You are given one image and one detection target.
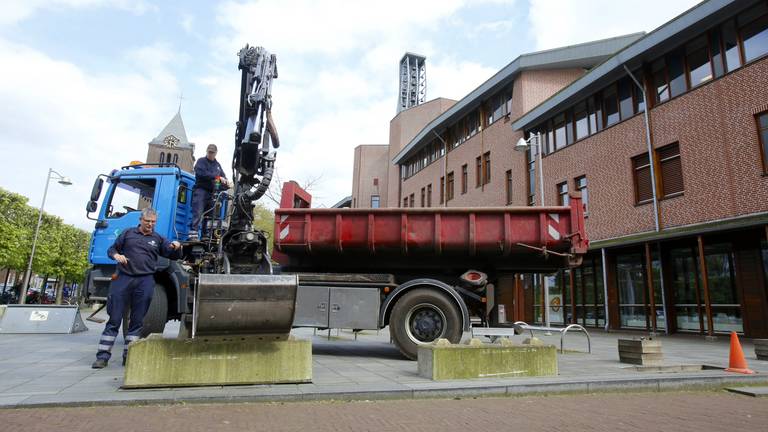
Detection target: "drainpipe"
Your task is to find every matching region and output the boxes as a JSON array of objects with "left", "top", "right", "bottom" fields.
[
  {"left": 601, "top": 248, "right": 610, "bottom": 332},
  {"left": 624, "top": 65, "right": 660, "bottom": 232}
]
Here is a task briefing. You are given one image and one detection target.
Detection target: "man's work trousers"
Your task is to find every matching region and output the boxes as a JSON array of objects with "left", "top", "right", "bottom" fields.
[
  {"left": 190, "top": 188, "right": 213, "bottom": 236},
  {"left": 95, "top": 274, "right": 155, "bottom": 362}
]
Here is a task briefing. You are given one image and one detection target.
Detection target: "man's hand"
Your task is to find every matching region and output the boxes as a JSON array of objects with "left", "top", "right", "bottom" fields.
[
  {"left": 113, "top": 253, "right": 128, "bottom": 264},
  {"left": 170, "top": 241, "right": 182, "bottom": 250}
]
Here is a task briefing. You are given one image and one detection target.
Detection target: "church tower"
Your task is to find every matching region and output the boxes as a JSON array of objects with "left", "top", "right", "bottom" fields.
[{"left": 146, "top": 111, "right": 195, "bottom": 172}]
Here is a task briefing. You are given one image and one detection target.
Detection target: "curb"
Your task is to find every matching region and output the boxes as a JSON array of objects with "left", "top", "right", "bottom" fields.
[{"left": 3, "top": 373, "right": 767, "bottom": 409}]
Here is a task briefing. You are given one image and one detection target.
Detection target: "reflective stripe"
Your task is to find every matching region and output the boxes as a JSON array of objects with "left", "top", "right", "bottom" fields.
[
  {"left": 101, "top": 335, "right": 117, "bottom": 341},
  {"left": 97, "top": 344, "right": 113, "bottom": 351},
  {"left": 125, "top": 335, "right": 140, "bottom": 342}
]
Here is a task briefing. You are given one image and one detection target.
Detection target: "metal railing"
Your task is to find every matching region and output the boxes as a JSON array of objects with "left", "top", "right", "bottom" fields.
[{"left": 471, "top": 321, "right": 591, "bottom": 354}]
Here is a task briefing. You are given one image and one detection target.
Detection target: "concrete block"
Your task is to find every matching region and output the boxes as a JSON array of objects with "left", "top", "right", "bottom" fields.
[
  {"left": 417, "top": 339, "right": 557, "bottom": 380},
  {"left": 618, "top": 338, "right": 663, "bottom": 366},
  {"left": 123, "top": 334, "right": 312, "bottom": 388},
  {"left": 754, "top": 339, "right": 768, "bottom": 360}
]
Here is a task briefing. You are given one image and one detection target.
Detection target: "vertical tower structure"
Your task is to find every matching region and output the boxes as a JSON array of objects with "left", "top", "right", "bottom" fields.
[{"left": 397, "top": 53, "right": 426, "bottom": 113}]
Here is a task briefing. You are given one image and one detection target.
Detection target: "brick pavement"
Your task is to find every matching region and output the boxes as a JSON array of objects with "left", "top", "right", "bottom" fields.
[{"left": 1, "top": 391, "right": 767, "bottom": 432}]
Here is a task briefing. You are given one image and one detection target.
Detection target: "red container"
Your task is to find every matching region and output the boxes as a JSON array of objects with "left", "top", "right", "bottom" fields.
[{"left": 273, "top": 183, "right": 588, "bottom": 272}]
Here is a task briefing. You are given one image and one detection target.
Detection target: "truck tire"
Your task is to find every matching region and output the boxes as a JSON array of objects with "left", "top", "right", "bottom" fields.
[
  {"left": 140, "top": 283, "right": 168, "bottom": 337},
  {"left": 390, "top": 288, "right": 462, "bottom": 360}
]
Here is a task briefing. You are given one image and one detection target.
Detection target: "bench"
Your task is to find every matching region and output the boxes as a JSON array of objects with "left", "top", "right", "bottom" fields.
[{"left": 471, "top": 321, "right": 591, "bottom": 354}]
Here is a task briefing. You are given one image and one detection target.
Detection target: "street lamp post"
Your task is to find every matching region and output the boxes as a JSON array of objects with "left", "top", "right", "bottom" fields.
[
  {"left": 514, "top": 133, "right": 551, "bottom": 328},
  {"left": 20, "top": 168, "right": 72, "bottom": 304}
]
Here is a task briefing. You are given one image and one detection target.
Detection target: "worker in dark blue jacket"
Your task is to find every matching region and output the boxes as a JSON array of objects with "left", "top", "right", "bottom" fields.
[
  {"left": 92, "top": 207, "right": 182, "bottom": 369},
  {"left": 190, "top": 143, "right": 228, "bottom": 239}
]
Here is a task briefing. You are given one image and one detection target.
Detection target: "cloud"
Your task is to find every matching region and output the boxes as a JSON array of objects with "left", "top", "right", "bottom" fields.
[
  {"left": 528, "top": 0, "right": 702, "bottom": 50},
  {"left": 0, "top": 0, "right": 155, "bottom": 28},
  {"left": 0, "top": 38, "right": 180, "bottom": 229}
]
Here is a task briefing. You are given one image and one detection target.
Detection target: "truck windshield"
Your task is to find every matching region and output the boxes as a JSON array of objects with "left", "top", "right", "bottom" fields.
[{"left": 105, "top": 178, "right": 156, "bottom": 218}]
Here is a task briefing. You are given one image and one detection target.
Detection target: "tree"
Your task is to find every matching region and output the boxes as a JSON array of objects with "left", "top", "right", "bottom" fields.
[{"left": 0, "top": 188, "right": 35, "bottom": 272}]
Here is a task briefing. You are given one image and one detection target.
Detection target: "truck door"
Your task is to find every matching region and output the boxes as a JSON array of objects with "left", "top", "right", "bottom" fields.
[
  {"left": 170, "top": 177, "right": 193, "bottom": 241},
  {"left": 90, "top": 176, "right": 158, "bottom": 264}
]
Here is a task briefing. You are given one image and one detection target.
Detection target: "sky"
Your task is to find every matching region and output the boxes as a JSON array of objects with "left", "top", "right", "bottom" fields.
[{"left": 0, "top": 0, "right": 703, "bottom": 231}]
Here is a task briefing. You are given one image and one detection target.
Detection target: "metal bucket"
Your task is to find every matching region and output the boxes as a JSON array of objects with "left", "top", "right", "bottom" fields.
[{"left": 193, "top": 274, "right": 298, "bottom": 339}]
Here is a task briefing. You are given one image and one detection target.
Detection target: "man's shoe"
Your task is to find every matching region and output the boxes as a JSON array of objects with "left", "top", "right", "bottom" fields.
[{"left": 91, "top": 359, "right": 108, "bottom": 369}]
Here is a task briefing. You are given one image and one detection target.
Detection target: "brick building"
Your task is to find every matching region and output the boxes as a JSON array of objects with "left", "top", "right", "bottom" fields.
[
  {"left": 352, "top": 0, "right": 768, "bottom": 338},
  {"left": 145, "top": 111, "right": 195, "bottom": 172}
]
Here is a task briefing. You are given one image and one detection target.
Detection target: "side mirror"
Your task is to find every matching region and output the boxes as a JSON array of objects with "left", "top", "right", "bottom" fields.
[
  {"left": 86, "top": 201, "right": 98, "bottom": 213},
  {"left": 90, "top": 178, "right": 104, "bottom": 202}
]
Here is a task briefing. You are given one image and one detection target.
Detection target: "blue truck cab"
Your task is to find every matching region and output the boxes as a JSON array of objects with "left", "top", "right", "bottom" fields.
[{"left": 84, "top": 163, "right": 195, "bottom": 334}]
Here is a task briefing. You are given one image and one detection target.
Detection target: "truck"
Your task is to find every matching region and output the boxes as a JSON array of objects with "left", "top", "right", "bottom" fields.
[{"left": 84, "top": 45, "right": 589, "bottom": 359}]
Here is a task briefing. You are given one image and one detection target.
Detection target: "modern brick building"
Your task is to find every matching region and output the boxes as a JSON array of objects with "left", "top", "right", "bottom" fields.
[{"left": 352, "top": 0, "right": 768, "bottom": 338}]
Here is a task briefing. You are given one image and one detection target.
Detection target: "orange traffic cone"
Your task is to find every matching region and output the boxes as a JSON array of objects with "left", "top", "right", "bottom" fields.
[{"left": 725, "top": 331, "right": 755, "bottom": 374}]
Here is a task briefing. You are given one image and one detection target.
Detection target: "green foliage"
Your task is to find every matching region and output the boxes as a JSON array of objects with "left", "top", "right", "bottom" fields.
[
  {"left": 252, "top": 202, "right": 275, "bottom": 253},
  {"left": 0, "top": 187, "right": 91, "bottom": 284}
]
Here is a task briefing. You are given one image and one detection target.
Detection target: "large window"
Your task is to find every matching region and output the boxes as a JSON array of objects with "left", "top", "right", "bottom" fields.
[
  {"left": 670, "top": 247, "right": 705, "bottom": 332},
  {"left": 574, "top": 101, "right": 589, "bottom": 141},
  {"left": 461, "top": 164, "right": 468, "bottom": 194},
  {"left": 602, "top": 85, "right": 619, "bottom": 127},
  {"left": 667, "top": 49, "right": 687, "bottom": 98},
  {"left": 420, "top": 188, "right": 425, "bottom": 207},
  {"left": 618, "top": 77, "right": 634, "bottom": 121},
  {"left": 686, "top": 36, "right": 713, "bottom": 88},
  {"left": 106, "top": 178, "right": 156, "bottom": 219},
  {"left": 482, "top": 152, "right": 491, "bottom": 185},
  {"left": 658, "top": 143, "right": 684, "bottom": 197},
  {"left": 475, "top": 156, "right": 482, "bottom": 188},
  {"left": 616, "top": 252, "right": 647, "bottom": 329},
  {"left": 705, "top": 243, "right": 742, "bottom": 333},
  {"left": 446, "top": 171, "right": 455, "bottom": 202},
  {"left": 527, "top": 146, "right": 536, "bottom": 206},
  {"left": 572, "top": 255, "right": 605, "bottom": 327},
  {"left": 632, "top": 153, "right": 653, "bottom": 204},
  {"left": 758, "top": 111, "right": 768, "bottom": 172},
  {"left": 632, "top": 143, "right": 684, "bottom": 204},
  {"left": 505, "top": 170, "right": 513, "bottom": 204},
  {"left": 742, "top": 14, "right": 768, "bottom": 63},
  {"left": 557, "top": 182, "right": 569, "bottom": 206},
  {"left": 575, "top": 176, "right": 588, "bottom": 215},
  {"left": 427, "top": 184, "right": 432, "bottom": 207},
  {"left": 440, "top": 176, "right": 445, "bottom": 204},
  {"left": 486, "top": 88, "right": 512, "bottom": 124}
]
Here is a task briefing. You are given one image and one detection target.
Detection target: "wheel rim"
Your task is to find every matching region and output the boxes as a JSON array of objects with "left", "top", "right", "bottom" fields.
[{"left": 404, "top": 302, "right": 447, "bottom": 344}]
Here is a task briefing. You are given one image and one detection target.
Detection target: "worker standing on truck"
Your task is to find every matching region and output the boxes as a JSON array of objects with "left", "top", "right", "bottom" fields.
[
  {"left": 92, "top": 208, "right": 182, "bottom": 369},
  {"left": 189, "top": 143, "right": 228, "bottom": 239}
]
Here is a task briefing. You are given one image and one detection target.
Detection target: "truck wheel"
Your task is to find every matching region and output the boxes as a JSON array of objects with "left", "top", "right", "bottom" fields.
[
  {"left": 140, "top": 284, "right": 168, "bottom": 337},
  {"left": 390, "top": 288, "right": 462, "bottom": 360}
]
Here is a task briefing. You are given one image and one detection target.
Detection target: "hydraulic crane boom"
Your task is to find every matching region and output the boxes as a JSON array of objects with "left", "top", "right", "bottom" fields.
[{"left": 223, "top": 45, "right": 280, "bottom": 274}]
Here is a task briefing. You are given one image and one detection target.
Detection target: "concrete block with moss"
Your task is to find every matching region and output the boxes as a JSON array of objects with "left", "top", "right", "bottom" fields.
[
  {"left": 418, "top": 338, "right": 557, "bottom": 380},
  {"left": 123, "top": 334, "right": 312, "bottom": 388}
]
